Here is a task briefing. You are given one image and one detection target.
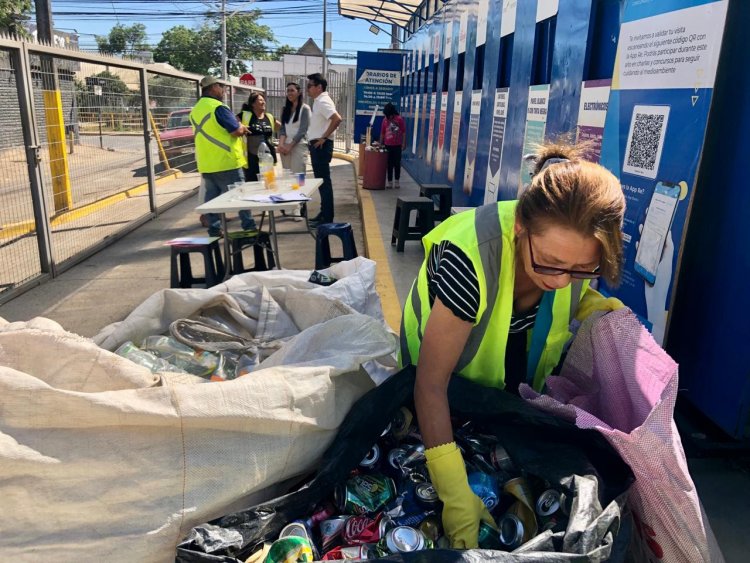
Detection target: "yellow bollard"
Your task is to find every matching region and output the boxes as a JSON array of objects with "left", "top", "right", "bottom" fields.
[
  {"left": 149, "top": 111, "right": 170, "bottom": 170},
  {"left": 43, "top": 89, "right": 73, "bottom": 213}
]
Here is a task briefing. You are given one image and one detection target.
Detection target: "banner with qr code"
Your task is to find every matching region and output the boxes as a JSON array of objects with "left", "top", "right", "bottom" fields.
[{"left": 598, "top": 0, "right": 728, "bottom": 346}]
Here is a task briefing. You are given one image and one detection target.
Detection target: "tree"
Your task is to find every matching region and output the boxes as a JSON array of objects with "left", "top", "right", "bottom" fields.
[
  {"left": 0, "top": 0, "right": 31, "bottom": 37},
  {"left": 154, "top": 10, "right": 278, "bottom": 76},
  {"left": 267, "top": 44, "right": 296, "bottom": 62},
  {"left": 153, "top": 24, "right": 214, "bottom": 74},
  {"left": 147, "top": 75, "right": 197, "bottom": 117},
  {"left": 95, "top": 23, "right": 149, "bottom": 57}
]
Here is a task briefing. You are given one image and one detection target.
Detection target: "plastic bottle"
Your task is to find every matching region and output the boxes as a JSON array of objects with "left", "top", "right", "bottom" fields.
[{"left": 258, "top": 141, "right": 275, "bottom": 189}]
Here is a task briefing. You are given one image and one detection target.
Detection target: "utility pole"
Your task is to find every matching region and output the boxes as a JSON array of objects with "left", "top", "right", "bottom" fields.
[
  {"left": 322, "top": 0, "right": 327, "bottom": 75},
  {"left": 391, "top": 24, "right": 398, "bottom": 49},
  {"left": 221, "top": 0, "right": 227, "bottom": 79}
]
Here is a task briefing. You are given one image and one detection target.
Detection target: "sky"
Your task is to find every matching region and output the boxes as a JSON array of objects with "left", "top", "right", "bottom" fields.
[{"left": 47, "top": 0, "right": 393, "bottom": 64}]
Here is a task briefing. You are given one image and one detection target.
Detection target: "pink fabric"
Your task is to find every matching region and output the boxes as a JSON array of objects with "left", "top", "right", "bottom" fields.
[
  {"left": 381, "top": 115, "right": 406, "bottom": 146},
  {"left": 520, "top": 308, "right": 724, "bottom": 563}
]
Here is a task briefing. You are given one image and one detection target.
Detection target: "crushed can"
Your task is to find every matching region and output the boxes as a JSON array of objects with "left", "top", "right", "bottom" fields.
[
  {"left": 418, "top": 514, "right": 441, "bottom": 542},
  {"left": 320, "top": 544, "right": 372, "bottom": 560},
  {"left": 468, "top": 471, "right": 500, "bottom": 511},
  {"left": 498, "top": 513, "right": 525, "bottom": 550},
  {"left": 359, "top": 444, "right": 381, "bottom": 470},
  {"left": 414, "top": 482, "right": 441, "bottom": 510},
  {"left": 279, "top": 520, "right": 319, "bottom": 560},
  {"left": 489, "top": 444, "right": 515, "bottom": 472},
  {"left": 319, "top": 516, "right": 350, "bottom": 553},
  {"left": 383, "top": 525, "right": 426, "bottom": 553},
  {"left": 335, "top": 473, "right": 397, "bottom": 514},
  {"left": 342, "top": 512, "right": 393, "bottom": 545},
  {"left": 478, "top": 520, "right": 503, "bottom": 550}
]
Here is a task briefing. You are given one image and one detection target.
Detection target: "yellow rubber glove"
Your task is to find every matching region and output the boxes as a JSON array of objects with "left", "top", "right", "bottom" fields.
[
  {"left": 425, "top": 442, "right": 497, "bottom": 549},
  {"left": 575, "top": 287, "right": 625, "bottom": 322}
]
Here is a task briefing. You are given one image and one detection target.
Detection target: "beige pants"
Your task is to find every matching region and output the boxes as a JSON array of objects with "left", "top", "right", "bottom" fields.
[{"left": 280, "top": 141, "right": 308, "bottom": 174}]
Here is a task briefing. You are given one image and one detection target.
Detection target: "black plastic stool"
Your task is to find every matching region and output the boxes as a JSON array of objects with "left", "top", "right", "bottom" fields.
[
  {"left": 391, "top": 196, "right": 434, "bottom": 252},
  {"left": 229, "top": 231, "right": 276, "bottom": 273},
  {"left": 170, "top": 239, "right": 224, "bottom": 288},
  {"left": 419, "top": 184, "right": 452, "bottom": 221},
  {"left": 315, "top": 222, "right": 358, "bottom": 269}
]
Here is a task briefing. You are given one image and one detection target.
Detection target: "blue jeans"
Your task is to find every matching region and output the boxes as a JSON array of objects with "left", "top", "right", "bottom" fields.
[
  {"left": 309, "top": 139, "right": 334, "bottom": 222},
  {"left": 202, "top": 168, "right": 256, "bottom": 235}
]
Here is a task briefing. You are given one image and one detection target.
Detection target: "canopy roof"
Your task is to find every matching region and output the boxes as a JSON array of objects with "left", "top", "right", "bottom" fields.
[{"left": 338, "top": 0, "right": 422, "bottom": 28}]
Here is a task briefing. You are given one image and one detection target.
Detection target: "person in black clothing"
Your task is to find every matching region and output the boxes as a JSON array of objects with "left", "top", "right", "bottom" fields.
[{"left": 238, "top": 92, "right": 277, "bottom": 182}]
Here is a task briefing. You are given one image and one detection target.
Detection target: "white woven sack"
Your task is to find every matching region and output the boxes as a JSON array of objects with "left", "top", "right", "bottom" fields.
[{"left": 0, "top": 314, "right": 394, "bottom": 561}]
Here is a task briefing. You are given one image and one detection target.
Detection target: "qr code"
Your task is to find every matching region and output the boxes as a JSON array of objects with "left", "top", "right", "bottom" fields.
[{"left": 623, "top": 105, "right": 670, "bottom": 179}]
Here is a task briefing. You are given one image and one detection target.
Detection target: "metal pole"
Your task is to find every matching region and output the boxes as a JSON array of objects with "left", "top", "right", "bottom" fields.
[
  {"left": 98, "top": 103, "right": 103, "bottom": 149},
  {"left": 139, "top": 68, "right": 157, "bottom": 214},
  {"left": 322, "top": 0, "right": 327, "bottom": 75},
  {"left": 221, "top": 0, "right": 227, "bottom": 80},
  {"left": 391, "top": 24, "right": 398, "bottom": 49}
]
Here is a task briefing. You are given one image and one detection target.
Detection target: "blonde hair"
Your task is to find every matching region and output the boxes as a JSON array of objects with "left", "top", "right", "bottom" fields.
[{"left": 516, "top": 139, "right": 625, "bottom": 285}]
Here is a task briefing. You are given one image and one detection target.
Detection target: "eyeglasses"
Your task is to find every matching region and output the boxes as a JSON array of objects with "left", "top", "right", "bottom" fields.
[{"left": 527, "top": 234, "right": 601, "bottom": 279}]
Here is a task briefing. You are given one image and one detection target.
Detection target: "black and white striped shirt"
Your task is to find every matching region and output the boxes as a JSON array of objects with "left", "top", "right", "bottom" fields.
[{"left": 426, "top": 240, "right": 539, "bottom": 331}]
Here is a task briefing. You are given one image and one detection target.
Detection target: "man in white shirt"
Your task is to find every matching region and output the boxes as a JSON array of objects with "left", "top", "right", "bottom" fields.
[{"left": 306, "top": 73, "right": 342, "bottom": 227}]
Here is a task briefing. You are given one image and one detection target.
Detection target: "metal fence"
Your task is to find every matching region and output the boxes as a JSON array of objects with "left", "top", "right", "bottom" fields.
[
  {"left": 0, "top": 35, "right": 265, "bottom": 304},
  {"left": 259, "top": 69, "right": 356, "bottom": 153}
]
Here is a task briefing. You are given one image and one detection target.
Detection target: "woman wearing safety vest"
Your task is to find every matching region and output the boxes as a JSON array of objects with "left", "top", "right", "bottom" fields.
[
  {"left": 238, "top": 92, "right": 277, "bottom": 182},
  {"left": 400, "top": 141, "right": 626, "bottom": 549}
]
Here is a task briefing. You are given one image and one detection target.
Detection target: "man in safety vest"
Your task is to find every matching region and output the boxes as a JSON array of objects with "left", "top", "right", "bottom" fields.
[{"left": 190, "top": 75, "right": 257, "bottom": 237}]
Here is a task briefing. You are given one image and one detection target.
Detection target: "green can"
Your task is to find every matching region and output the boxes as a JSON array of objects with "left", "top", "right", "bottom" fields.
[
  {"left": 334, "top": 473, "right": 397, "bottom": 514},
  {"left": 263, "top": 536, "right": 314, "bottom": 563},
  {"left": 478, "top": 521, "right": 503, "bottom": 550}
]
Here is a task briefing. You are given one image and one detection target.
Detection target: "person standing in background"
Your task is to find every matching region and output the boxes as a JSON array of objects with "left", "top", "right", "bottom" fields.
[
  {"left": 190, "top": 75, "right": 256, "bottom": 237},
  {"left": 278, "top": 82, "right": 311, "bottom": 174},
  {"left": 239, "top": 92, "right": 277, "bottom": 183},
  {"left": 306, "top": 73, "right": 342, "bottom": 228},
  {"left": 380, "top": 102, "right": 407, "bottom": 189}
]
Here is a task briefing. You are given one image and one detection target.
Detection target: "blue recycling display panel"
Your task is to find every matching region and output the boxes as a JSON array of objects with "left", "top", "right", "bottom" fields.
[{"left": 355, "top": 51, "right": 403, "bottom": 144}]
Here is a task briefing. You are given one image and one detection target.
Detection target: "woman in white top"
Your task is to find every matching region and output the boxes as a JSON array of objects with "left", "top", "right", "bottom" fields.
[{"left": 277, "top": 82, "right": 311, "bottom": 174}]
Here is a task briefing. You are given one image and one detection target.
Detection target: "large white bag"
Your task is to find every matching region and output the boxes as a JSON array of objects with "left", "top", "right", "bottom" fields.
[{"left": 1, "top": 259, "right": 398, "bottom": 561}]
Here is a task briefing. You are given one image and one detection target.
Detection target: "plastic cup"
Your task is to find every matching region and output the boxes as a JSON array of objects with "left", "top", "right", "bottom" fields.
[{"left": 296, "top": 172, "right": 306, "bottom": 187}]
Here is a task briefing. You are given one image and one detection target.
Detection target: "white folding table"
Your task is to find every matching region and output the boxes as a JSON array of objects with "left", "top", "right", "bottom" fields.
[{"left": 195, "top": 178, "right": 322, "bottom": 274}]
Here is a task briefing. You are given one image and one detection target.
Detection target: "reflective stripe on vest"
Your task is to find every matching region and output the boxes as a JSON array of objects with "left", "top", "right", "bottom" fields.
[
  {"left": 189, "top": 97, "right": 246, "bottom": 173},
  {"left": 399, "top": 200, "right": 589, "bottom": 391},
  {"left": 240, "top": 111, "right": 275, "bottom": 168}
]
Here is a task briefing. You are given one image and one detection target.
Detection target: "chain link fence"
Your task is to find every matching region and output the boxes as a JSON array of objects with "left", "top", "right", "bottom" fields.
[{"left": 0, "top": 37, "right": 263, "bottom": 304}]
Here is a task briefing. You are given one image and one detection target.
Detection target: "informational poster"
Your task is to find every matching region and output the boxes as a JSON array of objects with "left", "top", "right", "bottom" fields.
[
  {"left": 354, "top": 51, "right": 403, "bottom": 143},
  {"left": 477, "top": 0, "right": 490, "bottom": 46},
  {"left": 445, "top": 23, "right": 453, "bottom": 57},
  {"left": 598, "top": 0, "right": 728, "bottom": 351},
  {"left": 576, "top": 79, "right": 611, "bottom": 162},
  {"left": 501, "top": 0, "right": 516, "bottom": 37},
  {"left": 427, "top": 92, "right": 437, "bottom": 164},
  {"left": 420, "top": 93, "right": 429, "bottom": 159},
  {"left": 433, "top": 31, "right": 441, "bottom": 61},
  {"left": 518, "top": 84, "right": 550, "bottom": 193},
  {"left": 463, "top": 91, "right": 483, "bottom": 194},
  {"left": 448, "top": 91, "right": 463, "bottom": 181},
  {"left": 484, "top": 88, "right": 509, "bottom": 204},
  {"left": 436, "top": 95, "right": 448, "bottom": 172},
  {"left": 458, "top": 11, "right": 468, "bottom": 54},
  {"left": 536, "top": 0, "right": 558, "bottom": 21},
  {"left": 412, "top": 94, "right": 420, "bottom": 154}
]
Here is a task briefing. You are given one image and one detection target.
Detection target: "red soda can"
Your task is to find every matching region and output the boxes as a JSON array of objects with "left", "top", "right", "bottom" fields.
[
  {"left": 310, "top": 501, "right": 337, "bottom": 528},
  {"left": 321, "top": 544, "right": 372, "bottom": 560},
  {"left": 342, "top": 511, "right": 394, "bottom": 545}
]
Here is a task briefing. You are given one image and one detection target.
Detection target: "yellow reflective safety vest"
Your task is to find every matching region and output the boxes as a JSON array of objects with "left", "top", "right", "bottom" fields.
[
  {"left": 400, "top": 200, "right": 591, "bottom": 392},
  {"left": 240, "top": 111, "right": 275, "bottom": 168},
  {"left": 189, "top": 96, "right": 246, "bottom": 173}
]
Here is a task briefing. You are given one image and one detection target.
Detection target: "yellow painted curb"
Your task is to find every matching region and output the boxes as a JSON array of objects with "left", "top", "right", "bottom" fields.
[
  {"left": 0, "top": 170, "right": 184, "bottom": 240},
  {"left": 356, "top": 178, "right": 402, "bottom": 334}
]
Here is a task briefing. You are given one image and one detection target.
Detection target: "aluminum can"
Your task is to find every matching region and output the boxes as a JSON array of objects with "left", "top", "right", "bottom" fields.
[
  {"left": 503, "top": 477, "right": 535, "bottom": 509},
  {"left": 342, "top": 512, "right": 393, "bottom": 545},
  {"left": 310, "top": 501, "right": 337, "bottom": 527},
  {"left": 384, "top": 525, "right": 425, "bottom": 553},
  {"left": 498, "top": 513, "right": 525, "bottom": 549},
  {"left": 265, "top": 536, "right": 314, "bottom": 563},
  {"left": 321, "top": 544, "right": 372, "bottom": 560},
  {"left": 359, "top": 443, "right": 381, "bottom": 469},
  {"left": 279, "top": 520, "right": 319, "bottom": 560},
  {"left": 418, "top": 514, "right": 441, "bottom": 542},
  {"left": 414, "top": 482, "right": 441, "bottom": 510},
  {"left": 335, "top": 473, "right": 397, "bottom": 514},
  {"left": 390, "top": 406, "right": 415, "bottom": 439},
  {"left": 400, "top": 443, "right": 426, "bottom": 468},
  {"left": 536, "top": 489, "right": 562, "bottom": 517},
  {"left": 468, "top": 471, "right": 500, "bottom": 511},
  {"left": 319, "top": 516, "right": 350, "bottom": 553},
  {"left": 383, "top": 447, "right": 408, "bottom": 480},
  {"left": 478, "top": 521, "right": 503, "bottom": 550},
  {"left": 392, "top": 510, "right": 432, "bottom": 528},
  {"left": 489, "top": 444, "right": 515, "bottom": 472}
]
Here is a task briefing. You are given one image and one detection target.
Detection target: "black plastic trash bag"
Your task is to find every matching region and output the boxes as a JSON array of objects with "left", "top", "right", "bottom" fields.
[{"left": 177, "top": 367, "right": 633, "bottom": 562}]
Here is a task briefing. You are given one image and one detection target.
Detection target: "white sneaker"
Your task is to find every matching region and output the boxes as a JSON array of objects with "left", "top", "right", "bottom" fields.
[
  {"left": 394, "top": 180, "right": 400, "bottom": 189},
  {"left": 386, "top": 181, "right": 393, "bottom": 189}
]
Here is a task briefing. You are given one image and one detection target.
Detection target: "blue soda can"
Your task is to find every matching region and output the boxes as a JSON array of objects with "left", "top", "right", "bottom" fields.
[
  {"left": 468, "top": 471, "right": 500, "bottom": 511},
  {"left": 392, "top": 510, "right": 434, "bottom": 528}
]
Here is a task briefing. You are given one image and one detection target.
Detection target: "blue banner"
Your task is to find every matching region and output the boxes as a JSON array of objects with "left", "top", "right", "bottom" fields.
[{"left": 354, "top": 51, "right": 403, "bottom": 144}]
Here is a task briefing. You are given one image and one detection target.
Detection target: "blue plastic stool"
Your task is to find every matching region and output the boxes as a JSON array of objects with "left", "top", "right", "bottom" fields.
[{"left": 315, "top": 222, "right": 358, "bottom": 269}]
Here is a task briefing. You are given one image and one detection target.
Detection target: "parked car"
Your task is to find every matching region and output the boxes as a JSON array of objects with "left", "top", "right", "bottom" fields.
[{"left": 158, "top": 109, "right": 194, "bottom": 165}]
